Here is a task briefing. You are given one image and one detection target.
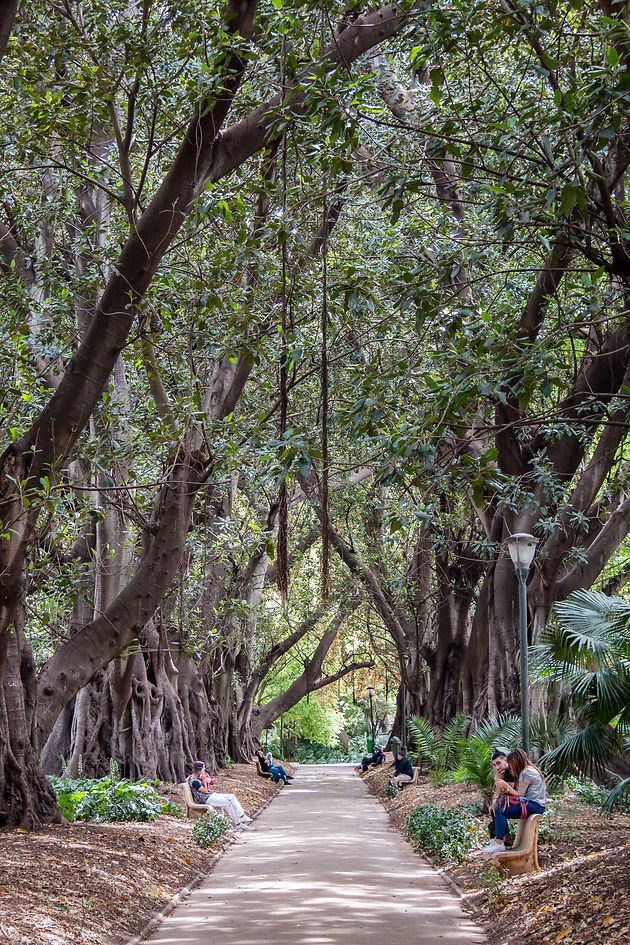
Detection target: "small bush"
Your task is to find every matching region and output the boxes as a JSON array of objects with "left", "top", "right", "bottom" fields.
[
  {"left": 480, "top": 864, "right": 505, "bottom": 904},
  {"left": 192, "top": 810, "right": 232, "bottom": 848},
  {"left": 49, "top": 775, "right": 177, "bottom": 823},
  {"left": 429, "top": 768, "right": 451, "bottom": 788},
  {"left": 385, "top": 783, "right": 399, "bottom": 799},
  {"left": 406, "top": 803, "right": 481, "bottom": 863}
]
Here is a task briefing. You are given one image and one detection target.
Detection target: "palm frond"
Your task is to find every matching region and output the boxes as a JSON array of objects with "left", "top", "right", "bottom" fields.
[
  {"left": 436, "top": 714, "right": 470, "bottom": 768},
  {"left": 602, "top": 778, "right": 630, "bottom": 814},
  {"left": 408, "top": 716, "right": 439, "bottom": 764},
  {"left": 539, "top": 724, "right": 624, "bottom": 780},
  {"left": 530, "top": 715, "right": 575, "bottom": 751}
]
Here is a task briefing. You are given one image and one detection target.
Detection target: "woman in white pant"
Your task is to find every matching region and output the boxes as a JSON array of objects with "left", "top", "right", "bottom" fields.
[{"left": 189, "top": 761, "right": 252, "bottom": 828}]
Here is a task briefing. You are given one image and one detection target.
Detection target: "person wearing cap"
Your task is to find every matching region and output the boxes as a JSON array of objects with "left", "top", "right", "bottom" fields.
[
  {"left": 188, "top": 761, "right": 253, "bottom": 829},
  {"left": 389, "top": 749, "right": 414, "bottom": 787}
]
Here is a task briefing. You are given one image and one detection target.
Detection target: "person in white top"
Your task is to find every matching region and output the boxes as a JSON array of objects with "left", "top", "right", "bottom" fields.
[{"left": 482, "top": 747, "right": 547, "bottom": 855}]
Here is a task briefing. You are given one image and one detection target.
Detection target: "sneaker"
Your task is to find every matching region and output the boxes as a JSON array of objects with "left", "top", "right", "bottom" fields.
[
  {"left": 481, "top": 842, "right": 506, "bottom": 855},
  {"left": 241, "top": 815, "right": 253, "bottom": 823}
]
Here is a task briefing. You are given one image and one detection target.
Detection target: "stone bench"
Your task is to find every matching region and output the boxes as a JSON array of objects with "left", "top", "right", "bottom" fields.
[{"left": 488, "top": 813, "right": 543, "bottom": 875}]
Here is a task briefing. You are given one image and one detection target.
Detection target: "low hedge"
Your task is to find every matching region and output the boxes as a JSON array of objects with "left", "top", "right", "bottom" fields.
[{"left": 406, "top": 803, "right": 480, "bottom": 863}]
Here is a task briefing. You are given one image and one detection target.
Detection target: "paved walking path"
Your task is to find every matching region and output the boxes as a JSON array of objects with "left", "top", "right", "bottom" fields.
[{"left": 147, "top": 765, "right": 486, "bottom": 945}]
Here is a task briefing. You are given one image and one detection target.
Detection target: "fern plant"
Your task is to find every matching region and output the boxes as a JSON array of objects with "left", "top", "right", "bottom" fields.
[{"left": 408, "top": 713, "right": 470, "bottom": 771}]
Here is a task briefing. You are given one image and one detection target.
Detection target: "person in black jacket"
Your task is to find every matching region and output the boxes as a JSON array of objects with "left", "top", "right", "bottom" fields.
[
  {"left": 389, "top": 750, "right": 414, "bottom": 787},
  {"left": 359, "top": 746, "right": 386, "bottom": 773}
]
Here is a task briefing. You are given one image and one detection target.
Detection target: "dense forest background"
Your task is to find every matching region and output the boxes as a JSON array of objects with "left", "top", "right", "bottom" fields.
[{"left": 0, "top": 0, "right": 629, "bottom": 828}]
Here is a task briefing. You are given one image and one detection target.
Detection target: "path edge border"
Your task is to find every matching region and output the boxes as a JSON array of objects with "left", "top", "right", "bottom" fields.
[{"left": 123, "top": 790, "right": 278, "bottom": 945}]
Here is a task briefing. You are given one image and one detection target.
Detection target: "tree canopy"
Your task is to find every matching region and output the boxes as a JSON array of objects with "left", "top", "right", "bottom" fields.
[{"left": 0, "top": 0, "right": 628, "bottom": 827}]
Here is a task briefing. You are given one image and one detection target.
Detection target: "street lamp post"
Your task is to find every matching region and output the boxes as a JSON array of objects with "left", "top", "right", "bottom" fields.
[
  {"left": 506, "top": 532, "right": 538, "bottom": 755},
  {"left": 367, "top": 685, "right": 375, "bottom": 751}
]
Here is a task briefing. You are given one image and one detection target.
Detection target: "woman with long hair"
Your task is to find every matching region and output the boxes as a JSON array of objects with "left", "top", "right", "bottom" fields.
[{"left": 483, "top": 748, "right": 546, "bottom": 854}]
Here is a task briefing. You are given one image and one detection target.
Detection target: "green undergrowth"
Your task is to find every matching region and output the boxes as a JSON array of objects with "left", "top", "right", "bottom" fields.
[
  {"left": 49, "top": 775, "right": 182, "bottom": 823},
  {"left": 406, "top": 803, "right": 482, "bottom": 863},
  {"left": 192, "top": 810, "right": 232, "bottom": 848}
]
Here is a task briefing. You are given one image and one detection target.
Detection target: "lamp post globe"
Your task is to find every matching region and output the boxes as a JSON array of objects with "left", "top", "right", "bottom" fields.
[{"left": 505, "top": 532, "right": 538, "bottom": 755}]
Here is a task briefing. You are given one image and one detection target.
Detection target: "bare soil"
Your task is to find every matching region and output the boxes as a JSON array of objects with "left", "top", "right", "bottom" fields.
[
  {"left": 362, "top": 763, "right": 630, "bottom": 945},
  {"left": 0, "top": 764, "right": 283, "bottom": 945}
]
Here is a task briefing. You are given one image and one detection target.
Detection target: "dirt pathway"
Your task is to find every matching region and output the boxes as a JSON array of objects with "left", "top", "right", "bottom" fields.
[{"left": 145, "top": 764, "right": 486, "bottom": 945}]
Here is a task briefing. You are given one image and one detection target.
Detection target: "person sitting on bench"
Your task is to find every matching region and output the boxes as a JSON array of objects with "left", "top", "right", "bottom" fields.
[
  {"left": 255, "top": 749, "right": 293, "bottom": 784},
  {"left": 359, "top": 746, "right": 386, "bottom": 772},
  {"left": 389, "top": 749, "right": 414, "bottom": 787},
  {"left": 188, "top": 761, "right": 253, "bottom": 828},
  {"left": 488, "top": 747, "right": 516, "bottom": 846},
  {"left": 483, "top": 748, "right": 546, "bottom": 855}
]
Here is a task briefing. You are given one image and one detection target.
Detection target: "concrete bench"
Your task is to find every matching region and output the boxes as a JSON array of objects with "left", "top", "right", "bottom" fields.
[
  {"left": 396, "top": 767, "right": 420, "bottom": 788},
  {"left": 179, "top": 780, "right": 216, "bottom": 819},
  {"left": 488, "top": 813, "right": 543, "bottom": 875}
]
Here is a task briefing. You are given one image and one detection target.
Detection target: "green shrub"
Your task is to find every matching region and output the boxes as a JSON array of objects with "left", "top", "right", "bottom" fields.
[
  {"left": 572, "top": 779, "right": 609, "bottom": 806},
  {"left": 385, "top": 783, "right": 399, "bottom": 799},
  {"left": 480, "top": 864, "right": 505, "bottom": 904},
  {"left": 49, "top": 775, "right": 178, "bottom": 823},
  {"left": 429, "top": 768, "right": 451, "bottom": 787},
  {"left": 406, "top": 803, "right": 481, "bottom": 863},
  {"left": 192, "top": 810, "right": 232, "bottom": 848}
]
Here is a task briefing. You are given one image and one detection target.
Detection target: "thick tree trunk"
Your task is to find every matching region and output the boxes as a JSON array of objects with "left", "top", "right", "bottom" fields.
[
  {"left": 0, "top": 620, "right": 61, "bottom": 827},
  {"left": 41, "top": 621, "right": 222, "bottom": 782}
]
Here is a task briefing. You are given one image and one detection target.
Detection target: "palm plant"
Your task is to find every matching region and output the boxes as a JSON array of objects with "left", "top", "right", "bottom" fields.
[
  {"left": 408, "top": 716, "right": 440, "bottom": 771},
  {"left": 453, "top": 714, "right": 521, "bottom": 811},
  {"left": 531, "top": 589, "right": 630, "bottom": 809},
  {"left": 529, "top": 714, "right": 576, "bottom": 752},
  {"left": 408, "top": 714, "right": 471, "bottom": 773}
]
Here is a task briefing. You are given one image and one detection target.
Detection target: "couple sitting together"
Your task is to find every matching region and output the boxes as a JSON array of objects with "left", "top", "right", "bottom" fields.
[
  {"left": 483, "top": 747, "right": 547, "bottom": 855},
  {"left": 188, "top": 761, "right": 253, "bottom": 829}
]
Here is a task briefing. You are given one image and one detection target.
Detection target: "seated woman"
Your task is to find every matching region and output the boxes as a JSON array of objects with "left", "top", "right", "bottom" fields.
[
  {"left": 188, "top": 761, "right": 253, "bottom": 828},
  {"left": 483, "top": 747, "right": 546, "bottom": 854},
  {"left": 255, "top": 749, "right": 293, "bottom": 785}
]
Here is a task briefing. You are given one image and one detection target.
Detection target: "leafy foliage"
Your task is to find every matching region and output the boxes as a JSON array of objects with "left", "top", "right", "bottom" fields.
[
  {"left": 293, "top": 740, "right": 361, "bottom": 763},
  {"left": 192, "top": 810, "right": 232, "bottom": 848},
  {"left": 49, "top": 776, "right": 179, "bottom": 823},
  {"left": 532, "top": 591, "right": 630, "bottom": 801},
  {"left": 406, "top": 804, "right": 481, "bottom": 863}
]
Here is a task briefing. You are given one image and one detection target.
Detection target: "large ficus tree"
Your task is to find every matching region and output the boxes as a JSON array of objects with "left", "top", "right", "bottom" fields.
[
  {"left": 0, "top": 0, "right": 428, "bottom": 827},
  {"left": 296, "top": 0, "right": 630, "bottom": 726}
]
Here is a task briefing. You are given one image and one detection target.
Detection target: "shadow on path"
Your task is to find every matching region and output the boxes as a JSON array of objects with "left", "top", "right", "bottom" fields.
[{"left": 146, "top": 764, "right": 486, "bottom": 945}]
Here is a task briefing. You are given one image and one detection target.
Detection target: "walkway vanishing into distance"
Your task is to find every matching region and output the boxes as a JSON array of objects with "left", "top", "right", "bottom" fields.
[{"left": 147, "top": 764, "right": 486, "bottom": 945}]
